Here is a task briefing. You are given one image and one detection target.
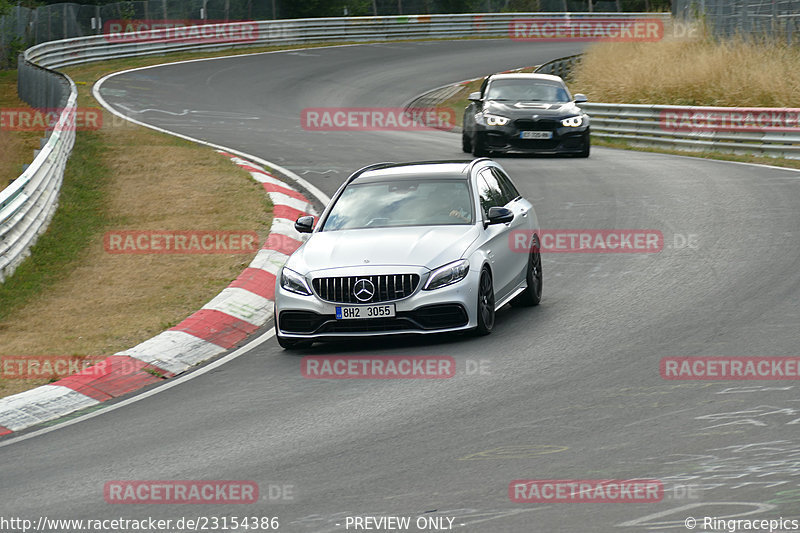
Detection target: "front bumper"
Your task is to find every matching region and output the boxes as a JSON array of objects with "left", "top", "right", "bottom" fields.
[
  {"left": 476, "top": 123, "right": 589, "bottom": 154},
  {"left": 275, "top": 267, "right": 481, "bottom": 340}
]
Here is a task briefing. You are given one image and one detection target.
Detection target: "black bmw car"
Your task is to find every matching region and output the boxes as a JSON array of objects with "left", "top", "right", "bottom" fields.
[{"left": 462, "top": 73, "right": 590, "bottom": 157}]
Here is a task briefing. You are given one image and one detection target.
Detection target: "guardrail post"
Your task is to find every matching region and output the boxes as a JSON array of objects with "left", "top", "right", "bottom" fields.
[
  {"left": 18, "top": 13, "right": 797, "bottom": 282},
  {"left": 3, "top": 44, "right": 76, "bottom": 284}
]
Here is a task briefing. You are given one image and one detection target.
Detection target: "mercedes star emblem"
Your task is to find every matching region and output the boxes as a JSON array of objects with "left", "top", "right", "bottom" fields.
[{"left": 353, "top": 279, "right": 375, "bottom": 302}]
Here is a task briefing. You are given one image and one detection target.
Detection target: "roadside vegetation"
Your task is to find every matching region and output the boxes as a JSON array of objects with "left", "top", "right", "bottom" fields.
[
  {"left": 0, "top": 38, "right": 472, "bottom": 399},
  {"left": 438, "top": 36, "right": 800, "bottom": 169},
  {"left": 0, "top": 70, "right": 40, "bottom": 191},
  {"left": 0, "top": 48, "right": 282, "bottom": 399},
  {"left": 2, "top": 33, "right": 799, "bottom": 397},
  {"left": 570, "top": 36, "right": 800, "bottom": 106}
]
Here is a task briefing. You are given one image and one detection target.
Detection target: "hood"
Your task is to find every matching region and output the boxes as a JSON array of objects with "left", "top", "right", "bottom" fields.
[
  {"left": 483, "top": 100, "right": 582, "bottom": 118},
  {"left": 287, "top": 225, "right": 481, "bottom": 273}
]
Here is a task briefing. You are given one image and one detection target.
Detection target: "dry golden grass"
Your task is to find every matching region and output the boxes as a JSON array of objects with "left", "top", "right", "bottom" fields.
[
  {"left": 571, "top": 37, "right": 800, "bottom": 106},
  {"left": 0, "top": 71, "right": 41, "bottom": 191},
  {"left": 1, "top": 138, "right": 268, "bottom": 350},
  {"left": 0, "top": 63, "right": 272, "bottom": 398}
]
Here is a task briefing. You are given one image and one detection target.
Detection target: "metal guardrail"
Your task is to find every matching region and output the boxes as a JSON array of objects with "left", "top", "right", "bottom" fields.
[
  {"left": 407, "top": 60, "right": 800, "bottom": 160},
  {"left": 24, "top": 12, "right": 671, "bottom": 69},
  {"left": 2, "top": 12, "right": 669, "bottom": 283},
  {"left": 581, "top": 103, "right": 800, "bottom": 159},
  {"left": 534, "top": 53, "right": 582, "bottom": 79},
  {"left": 534, "top": 55, "right": 800, "bottom": 160},
  {"left": 0, "top": 56, "right": 76, "bottom": 283}
]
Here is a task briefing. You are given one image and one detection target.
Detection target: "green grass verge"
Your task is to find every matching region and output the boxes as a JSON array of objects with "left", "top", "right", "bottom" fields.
[
  {"left": 3, "top": 39, "right": 798, "bottom": 326},
  {"left": 0, "top": 40, "right": 338, "bottom": 324},
  {"left": 0, "top": 41, "right": 341, "bottom": 322},
  {"left": 0, "top": 131, "right": 111, "bottom": 321}
]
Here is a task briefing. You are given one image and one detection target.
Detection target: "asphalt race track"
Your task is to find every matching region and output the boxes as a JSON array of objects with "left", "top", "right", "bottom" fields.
[{"left": 2, "top": 39, "right": 800, "bottom": 532}]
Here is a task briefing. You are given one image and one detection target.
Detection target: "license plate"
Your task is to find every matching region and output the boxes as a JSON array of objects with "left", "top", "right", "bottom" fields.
[
  {"left": 336, "top": 304, "right": 396, "bottom": 320},
  {"left": 520, "top": 131, "right": 553, "bottom": 139}
]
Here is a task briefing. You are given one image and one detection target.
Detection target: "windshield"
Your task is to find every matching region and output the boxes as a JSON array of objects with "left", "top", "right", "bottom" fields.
[
  {"left": 321, "top": 178, "right": 474, "bottom": 230},
  {"left": 485, "top": 79, "right": 571, "bottom": 102}
]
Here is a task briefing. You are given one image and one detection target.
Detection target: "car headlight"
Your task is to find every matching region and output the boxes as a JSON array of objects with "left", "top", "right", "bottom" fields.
[
  {"left": 475, "top": 113, "right": 509, "bottom": 126},
  {"left": 424, "top": 259, "right": 470, "bottom": 290},
  {"left": 280, "top": 267, "right": 311, "bottom": 296},
  {"left": 561, "top": 116, "right": 583, "bottom": 127}
]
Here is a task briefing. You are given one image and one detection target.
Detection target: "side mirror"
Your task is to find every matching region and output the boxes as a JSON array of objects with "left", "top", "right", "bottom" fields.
[
  {"left": 486, "top": 206, "right": 514, "bottom": 226},
  {"left": 574, "top": 93, "right": 588, "bottom": 104},
  {"left": 468, "top": 91, "right": 483, "bottom": 103},
  {"left": 294, "top": 215, "right": 315, "bottom": 233}
]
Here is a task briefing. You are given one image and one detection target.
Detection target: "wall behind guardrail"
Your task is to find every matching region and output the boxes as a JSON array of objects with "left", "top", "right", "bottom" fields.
[{"left": 2, "top": 12, "right": 669, "bottom": 284}]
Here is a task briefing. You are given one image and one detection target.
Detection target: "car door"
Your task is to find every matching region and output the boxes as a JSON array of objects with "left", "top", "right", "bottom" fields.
[
  {"left": 490, "top": 166, "right": 533, "bottom": 289},
  {"left": 476, "top": 167, "right": 526, "bottom": 301}
]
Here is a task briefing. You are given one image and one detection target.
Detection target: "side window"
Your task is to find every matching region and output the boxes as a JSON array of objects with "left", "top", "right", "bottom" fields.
[
  {"left": 477, "top": 169, "right": 508, "bottom": 217},
  {"left": 491, "top": 167, "right": 520, "bottom": 202}
]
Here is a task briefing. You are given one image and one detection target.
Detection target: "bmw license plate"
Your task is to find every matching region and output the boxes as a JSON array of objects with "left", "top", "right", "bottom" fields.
[
  {"left": 520, "top": 131, "right": 553, "bottom": 139},
  {"left": 336, "top": 304, "right": 396, "bottom": 320}
]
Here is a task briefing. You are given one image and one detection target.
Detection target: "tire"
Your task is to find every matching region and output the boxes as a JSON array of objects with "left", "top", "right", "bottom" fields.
[
  {"left": 462, "top": 132, "right": 472, "bottom": 153},
  {"left": 511, "top": 234, "right": 543, "bottom": 307},
  {"left": 576, "top": 132, "right": 590, "bottom": 158},
  {"left": 274, "top": 313, "right": 312, "bottom": 350},
  {"left": 472, "top": 135, "right": 488, "bottom": 157},
  {"left": 474, "top": 267, "right": 495, "bottom": 336}
]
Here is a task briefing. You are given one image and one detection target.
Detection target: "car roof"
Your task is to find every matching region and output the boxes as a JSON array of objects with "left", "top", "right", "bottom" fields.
[
  {"left": 354, "top": 160, "right": 478, "bottom": 183},
  {"left": 487, "top": 73, "right": 564, "bottom": 83}
]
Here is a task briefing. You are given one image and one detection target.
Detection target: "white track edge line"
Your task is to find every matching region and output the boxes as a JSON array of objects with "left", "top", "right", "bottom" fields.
[
  {"left": 0, "top": 330, "right": 276, "bottom": 448},
  {"left": 10, "top": 42, "right": 794, "bottom": 445},
  {"left": 0, "top": 49, "right": 345, "bottom": 445},
  {"left": 93, "top": 70, "right": 330, "bottom": 204}
]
